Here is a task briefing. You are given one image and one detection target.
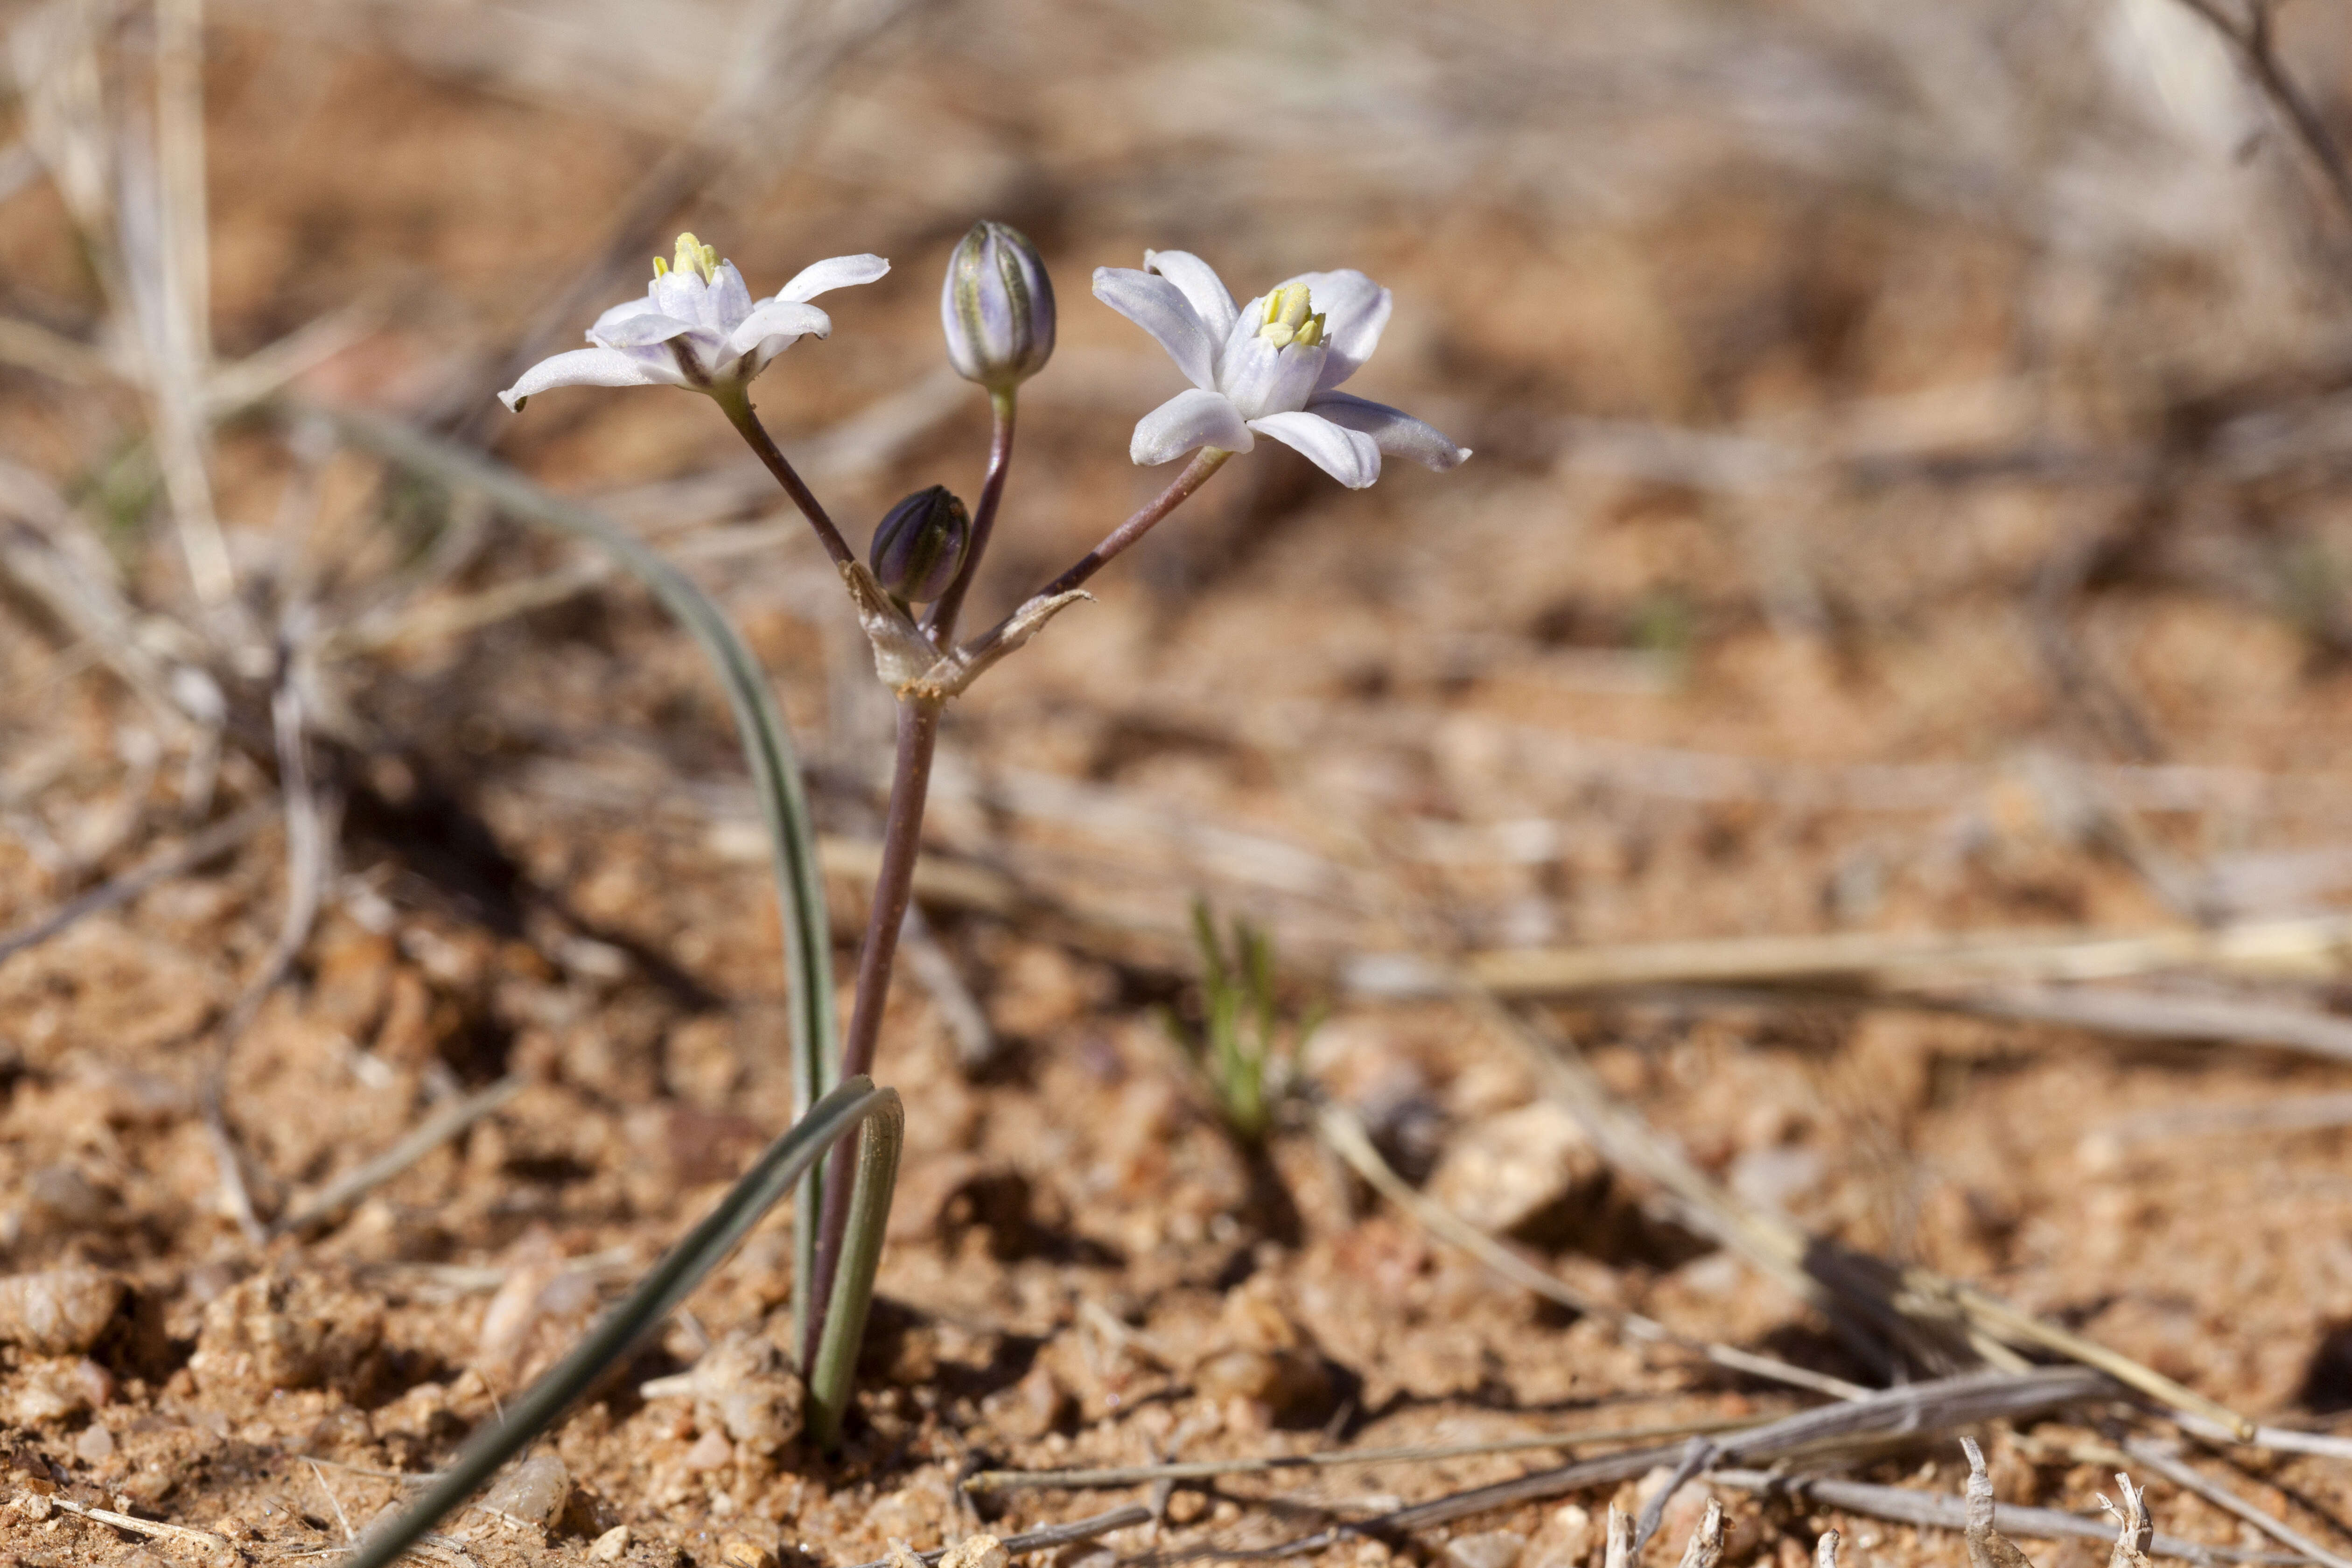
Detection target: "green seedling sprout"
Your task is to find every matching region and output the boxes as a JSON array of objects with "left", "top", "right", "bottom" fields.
[{"left": 1167, "top": 899, "right": 1325, "bottom": 1143}]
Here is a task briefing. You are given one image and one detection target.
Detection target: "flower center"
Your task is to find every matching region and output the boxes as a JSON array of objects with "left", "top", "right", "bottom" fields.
[
  {"left": 1257, "top": 283, "right": 1326, "bottom": 350},
  {"left": 652, "top": 232, "right": 721, "bottom": 283}
]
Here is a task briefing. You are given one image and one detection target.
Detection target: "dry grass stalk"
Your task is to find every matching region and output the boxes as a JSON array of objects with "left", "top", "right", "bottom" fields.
[
  {"left": 29, "top": 1490, "right": 235, "bottom": 1555},
  {"left": 1604, "top": 1505, "right": 1635, "bottom": 1568},
  {"left": 0, "top": 798, "right": 272, "bottom": 965},
  {"left": 2120, "top": 1439, "right": 2352, "bottom": 1568},
  {"left": 837, "top": 1505, "right": 1153, "bottom": 1568},
  {"left": 1706, "top": 1470, "right": 2292, "bottom": 1567},
  {"left": 272, "top": 1076, "right": 526, "bottom": 1237},
  {"left": 1965, "top": 1437, "right": 2043, "bottom": 1568},
  {"left": 962, "top": 1412, "right": 1776, "bottom": 1495},
  {"left": 1499, "top": 1001, "right": 2255, "bottom": 1437},
  {"left": 1313, "top": 1098, "right": 1871, "bottom": 1402},
  {"left": 1236, "top": 1368, "right": 2112, "bottom": 1558},
  {"left": 1676, "top": 1499, "right": 1726, "bottom": 1568}
]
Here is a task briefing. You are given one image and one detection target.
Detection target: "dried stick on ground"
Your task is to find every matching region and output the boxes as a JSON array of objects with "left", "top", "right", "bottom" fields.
[
  {"left": 203, "top": 673, "right": 339, "bottom": 1243},
  {"left": 2169, "top": 0, "right": 2352, "bottom": 230},
  {"left": 272, "top": 1076, "right": 525, "bottom": 1238},
  {"left": 838, "top": 1505, "right": 1154, "bottom": 1568},
  {"left": 1676, "top": 1500, "right": 1725, "bottom": 1568},
  {"left": 1221, "top": 1367, "right": 2114, "bottom": 1558},
  {"left": 2120, "top": 1438, "right": 2352, "bottom": 1568},
  {"left": 1604, "top": 1506, "right": 1635, "bottom": 1568},
  {"left": 963, "top": 1412, "right": 1775, "bottom": 1494},
  {"left": 1495, "top": 999, "right": 2255, "bottom": 1436},
  {"left": 1966, "top": 1437, "right": 2044, "bottom": 1568},
  {"left": 1707, "top": 1473, "right": 2294, "bottom": 1568},
  {"left": 2106, "top": 1470, "right": 2155, "bottom": 1568},
  {"left": 0, "top": 798, "right": 272, "bottom": 965},
  {"left": 1313, "top": 1098, "right": 1871, "bottom": 1402}
]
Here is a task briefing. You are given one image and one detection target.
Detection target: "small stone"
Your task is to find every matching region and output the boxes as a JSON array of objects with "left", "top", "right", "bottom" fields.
[
  {"left": 939, "top": 1535, "right": 1008, "bottom": 1568},
  {"left": 1425, "top": 1103, "right": 1599, "bottom": 1240},
  {"left": 721, "top": 1537, "right": 778, "bottom": 1568},
  {"left": 10, "top": 1357, "right": 104, "bottom": 1424},
  {"left": 884, "top": 1544, "right": 924, "bottom": 1568},
  {"left": 73, "top": 1422, "right": 115, "bottom": 1463},
  {"left": 480, "top": 1453, "right": 569, "bottom": 1528},
  {"left": 1444, "top": 1531, "right": 1526, "bottom": 1568},
  {"left": 187, "top": 1270, "right": 383, "bottom": 1393},
  {"left": 589, "top": 1526, "right": 632, "bottom": 1563},
  {"left": 0, "top": 1267, "right": 125, "bottom": 1354},
  {"left": 685, "top": 1427, "right": 735, "bottom": 1471}
]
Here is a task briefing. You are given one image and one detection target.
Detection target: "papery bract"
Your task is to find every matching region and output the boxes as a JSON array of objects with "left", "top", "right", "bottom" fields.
[
  {"left": 1091, "top": 251, "right": 1470, "bottom": 489},
  {"left": 500, "top": 232, "right": 889, "bottom": 410}
]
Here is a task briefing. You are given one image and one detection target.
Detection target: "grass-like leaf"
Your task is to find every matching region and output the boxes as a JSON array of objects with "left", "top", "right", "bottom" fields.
[
  {"left": 337, "top": 1076, "right": 901, "bottom": 1568},
  {"left": 327, "top": 409, "right": 843, "bottom": 1354}
]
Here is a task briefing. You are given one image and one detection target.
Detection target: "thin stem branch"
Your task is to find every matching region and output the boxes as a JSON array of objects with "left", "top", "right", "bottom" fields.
[
  {"left": 924, "top": 387, "right": 1015, "bottom": 644},
  {"left": 958, "top": 446, "right": 1232, "bottom": 665},
  {"left": 716, "top": 389, "right": 857, "bottom": 567},
  {"left": 801, "top": 696, "right": 941, "bottom": 1370},
  {"left": 2172, "top": 0, "right": 2352, "bottom": 231}
]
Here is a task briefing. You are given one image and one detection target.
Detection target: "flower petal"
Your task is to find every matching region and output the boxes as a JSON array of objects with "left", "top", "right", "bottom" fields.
[
  {"left": 498, "top": 347, "right": 669, "bottom": 410},
  {"left": 1246, "top": 410, "right": 1382, "bottom": 488},
  {"left": 591, "top": 292, "right": 668, "bottom": 339},
  {"left": 1305, "top": 390, "right": 1471, "bottom": 470},
  {"left": 652, "top": 270, "right": 708, "bottom": 322},
  {"left": 1278, "top": 268, "right": 1391, "bottom": 390},
  {"left": 725, "top": 299, "right": 833, "bottom": 359},
  {"left": 1131, "top": 388, "right": 1254, "bottom": 465},
  {"left": 1092, "top": 267, "right": 1217, "bottom": 392},
  {"left": 1218, "top": 333, "right": 1327, "bottom": 422},
  {"left": 777, "top": 253, "right": 890, "bottom": 302},
  {"left": 706, "top": 261, "right": 754, "bottom": 331},
  {"left": 1145, "top": 250, "right": 1239, "bottom": 342},
  {"left": 592, "top": 310, "right": 700, "bottom": 349}
]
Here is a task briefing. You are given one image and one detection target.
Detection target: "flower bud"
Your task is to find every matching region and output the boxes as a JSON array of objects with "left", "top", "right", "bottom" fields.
[
  {"left": 941, "top": 221, "right": 1056, "bottom": 390},
  {"left": 868, "top": 486, "right": 971, "bottom": 602}
]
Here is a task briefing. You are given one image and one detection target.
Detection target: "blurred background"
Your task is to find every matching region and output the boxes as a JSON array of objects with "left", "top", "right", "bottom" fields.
[{"left": 9, "top": 0, "right": 2352, "bottom": 1560}]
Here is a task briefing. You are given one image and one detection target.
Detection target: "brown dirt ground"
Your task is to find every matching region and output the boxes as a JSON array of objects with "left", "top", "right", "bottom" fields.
[{"left": 8, "top": 5, "right": 2352, "bottom": 1568}]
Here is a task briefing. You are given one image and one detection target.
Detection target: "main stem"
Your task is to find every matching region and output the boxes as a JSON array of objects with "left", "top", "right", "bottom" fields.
[
  {"left": 800, "top": 695, "right": 940, "bottom": 1370},
  {"left": 716, "top": 389, "right": 857, "bottom": 568}
]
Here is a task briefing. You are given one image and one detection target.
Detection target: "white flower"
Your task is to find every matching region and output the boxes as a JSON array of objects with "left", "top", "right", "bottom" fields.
[
  {"left": 499, "top": 232, "right": 889, "bottom": 411},
  {"left": 1090, "top": 250, "right": 1470, "bottom": 489}
]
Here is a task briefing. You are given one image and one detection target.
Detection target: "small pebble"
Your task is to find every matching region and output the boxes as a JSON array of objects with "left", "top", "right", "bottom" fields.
[
  {"left": 939, "top": 1534, "right": 1008, "bottom": 1568},
  {"left": 685, "top": 1427, "right": 735, "bottom": 1471},
  {"left": 73, "top": 1422, "right": 115, "bottom": 1463},
  {"left": 590, "top": 1526, "right": 632, "bottom": 1563},
  {"left": 721, "top": 1537, "right": 777, "bottom": 1568},
  {"left": 1445, "top": 1531, "right": 1526, "bottom": 1568},
  {"left": 0, "top": 1267, "right": 125, "bottom": 1354},
  {"left": 480, "top": 1452, "right": 570, "bottom": 1528}
]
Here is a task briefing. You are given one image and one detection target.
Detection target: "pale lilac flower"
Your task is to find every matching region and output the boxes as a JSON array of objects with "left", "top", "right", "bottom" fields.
[
  {"left": 1090, "top": 250, "right": 1470, "bottom": 489},
  {"left": 499, "top": 232, "right": 889, "bottom": 411}
]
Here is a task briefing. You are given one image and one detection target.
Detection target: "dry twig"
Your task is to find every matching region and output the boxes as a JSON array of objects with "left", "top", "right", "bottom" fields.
[{"left": 1313, "top": 1098, "right": 1871, "bottom": 1402}]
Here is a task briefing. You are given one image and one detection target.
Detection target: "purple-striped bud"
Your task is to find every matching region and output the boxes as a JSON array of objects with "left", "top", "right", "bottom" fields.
[
  {"left": 869, "top": 486, "right": 971, "bottom": 602},
  {"left": 941, "top": 220, "right": 1055, "bottom": 390}
]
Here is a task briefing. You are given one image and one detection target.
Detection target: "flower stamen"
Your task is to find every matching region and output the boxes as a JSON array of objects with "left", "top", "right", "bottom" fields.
[
  {"left": 653, "top": 231, "right": 722, "bottom": 283},
  {"left": 1257, "top": 282, "right": 1325, "bottom": 350}
]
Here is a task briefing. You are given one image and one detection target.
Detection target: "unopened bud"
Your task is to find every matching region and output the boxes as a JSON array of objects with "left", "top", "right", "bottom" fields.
[
  {"left": 869, "top": 486, "right": 971, "bottom": 602},
  {"left": 941, "top": 221, "right": 1055, "bottom": 390}
]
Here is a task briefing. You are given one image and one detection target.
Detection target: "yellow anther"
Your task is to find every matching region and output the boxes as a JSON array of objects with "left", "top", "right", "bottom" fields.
[
  {"left": 1258, "top": 284, "right": 1316, "bottom": 349},
  {"left": 668, "top": 232, "right": 721, "bottom": 283},
  {"left": 1296, "top": 312, "right": 1326, "bottom": 348},
  {"left": 652, "top": 255, "right": 669, "bottom": 277}
]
